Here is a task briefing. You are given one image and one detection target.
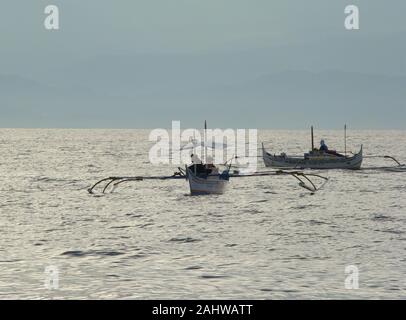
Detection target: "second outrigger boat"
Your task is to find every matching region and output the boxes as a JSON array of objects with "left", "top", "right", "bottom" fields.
[
  {"left": 263, "top": 144, "right": 363, "bottom": 170},
  {"left": 262, "top": 126, "right": 363, "bottom": 170}
]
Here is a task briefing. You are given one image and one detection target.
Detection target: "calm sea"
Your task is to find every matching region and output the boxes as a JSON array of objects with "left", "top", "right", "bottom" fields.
[{"left": 0, "top": 129, "right": 405, "bottom": 299}]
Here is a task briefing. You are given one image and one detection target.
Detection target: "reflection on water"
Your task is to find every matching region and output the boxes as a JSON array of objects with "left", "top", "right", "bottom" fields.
[{"left": 0, "top": 129, "right": 405, "bottom": 299}]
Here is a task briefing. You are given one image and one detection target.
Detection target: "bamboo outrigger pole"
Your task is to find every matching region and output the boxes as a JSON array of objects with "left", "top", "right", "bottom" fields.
[{"left": 87, "top": 168, "right": 329, "bottom": 195}]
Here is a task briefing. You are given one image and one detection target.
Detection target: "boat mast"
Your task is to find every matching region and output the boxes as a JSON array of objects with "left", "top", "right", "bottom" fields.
[
  {"left": 204, "top": 120, "right": 207, "bottom": 164},
  {"left": 344, "top": 124, "right": 347, "bottom": 156},
  {"left": 311, "top": 126, "right": 314, "bottom": 151},
  {"left": 193, "top": 130, "right": 197, "bottom": 174}
]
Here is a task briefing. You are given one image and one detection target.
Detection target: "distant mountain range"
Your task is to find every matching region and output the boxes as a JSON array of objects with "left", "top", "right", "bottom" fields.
[{"left": 1, "top": 66, "right": 405, "bottom": 128}]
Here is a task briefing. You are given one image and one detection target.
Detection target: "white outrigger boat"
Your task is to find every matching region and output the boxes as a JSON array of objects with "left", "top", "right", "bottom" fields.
[
  {"left": 263, "top": 126, "right": 363, "bottom": 170},
  {"left": 185, "top": 165, "right": 229, "bottom": 195}
]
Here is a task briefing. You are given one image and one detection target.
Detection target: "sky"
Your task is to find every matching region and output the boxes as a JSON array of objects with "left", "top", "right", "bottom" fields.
[{"left": 0, "top": 0, "right": 405, "bottom": 128}]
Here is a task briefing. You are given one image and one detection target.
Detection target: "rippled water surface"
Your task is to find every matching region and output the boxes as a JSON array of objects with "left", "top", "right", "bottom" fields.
[{"left": 0, "top": 129, "right": 405, "bottom": 299}]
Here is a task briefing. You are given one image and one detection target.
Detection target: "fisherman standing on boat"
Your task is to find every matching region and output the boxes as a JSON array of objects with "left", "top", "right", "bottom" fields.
[{"left": 319, "top": 139, "right": 329, "bottom": 152}]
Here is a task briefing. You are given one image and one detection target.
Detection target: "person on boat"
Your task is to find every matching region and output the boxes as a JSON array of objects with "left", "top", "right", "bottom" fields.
[
  {"left": 319, "top": 139, "right": 329, "bottom": 152},
  {"left": 191, "top": 153, "right": 202, "bottom": 164},
  {"left": 318, "top": 140, "right": 345, "bottom": 157},
  {"left": 189, "top": 153, "right": 206, "bottom": 175}
]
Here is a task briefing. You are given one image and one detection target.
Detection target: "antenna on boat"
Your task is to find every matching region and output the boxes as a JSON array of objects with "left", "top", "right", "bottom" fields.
[
  {"left": 311, "top": 126, "right": 314, "bottom": 151},
  {"left": 344, "top": 124, "right": 347, "bottom": 156}
]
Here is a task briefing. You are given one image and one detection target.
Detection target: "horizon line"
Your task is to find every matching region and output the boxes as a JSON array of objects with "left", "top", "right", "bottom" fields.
[{"left": 1, "top": 127, "right": 405, "bottom": 131}]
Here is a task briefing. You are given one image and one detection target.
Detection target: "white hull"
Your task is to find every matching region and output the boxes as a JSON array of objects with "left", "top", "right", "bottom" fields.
[
  {"left": 186, "top": 168, "right": 228, "bottom": 195},
  {"left": 263, "top": 145, "right": 363, "bottom": 170}
]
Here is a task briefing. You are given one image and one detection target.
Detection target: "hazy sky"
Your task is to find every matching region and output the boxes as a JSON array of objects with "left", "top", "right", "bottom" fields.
[{"left": 1, "top": 1, "right": 405, "bottom": 128}]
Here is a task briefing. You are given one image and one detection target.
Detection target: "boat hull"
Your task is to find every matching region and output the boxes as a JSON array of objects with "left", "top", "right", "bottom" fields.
[
  {"left": 186, "top": 168, "right": 228, "bottom": 195},
  {"left": 263, "top": 146, "right": 363, "bottom": 170}
]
